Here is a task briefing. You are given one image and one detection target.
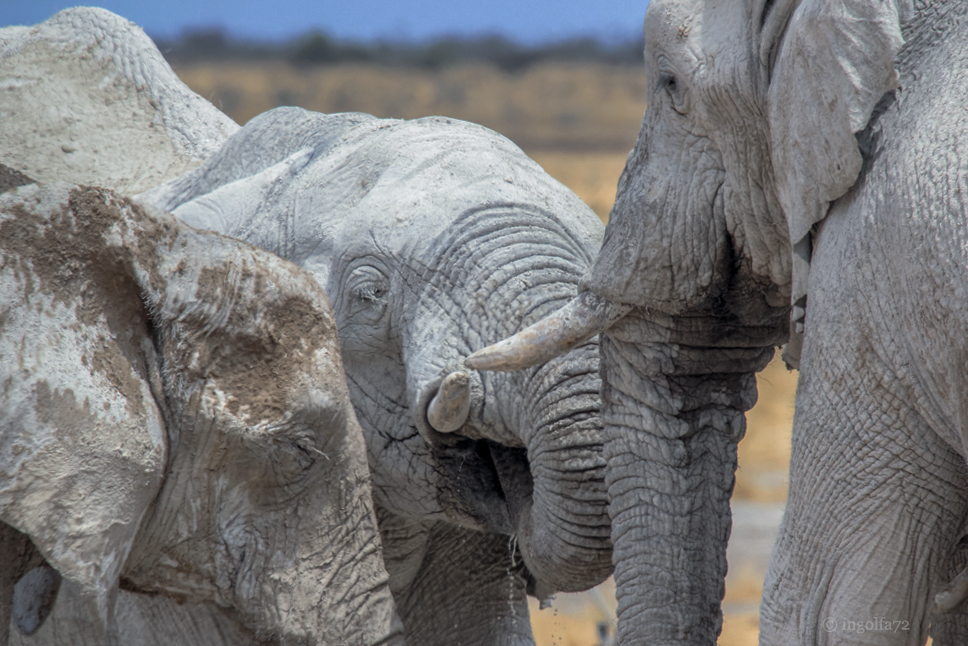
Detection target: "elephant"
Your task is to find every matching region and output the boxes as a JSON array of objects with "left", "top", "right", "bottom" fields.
[
  {"left": 139, "top": 105, "right": 614, "bottom": 644},
  {"left": 469, "top": 0, "right": 968, "bottom": 643},
  {"left": 3, "top": 8, "right": 616, "bottom": 644},
  {"left": 0, "top": 181, "right": 402, "bottom": 645}
]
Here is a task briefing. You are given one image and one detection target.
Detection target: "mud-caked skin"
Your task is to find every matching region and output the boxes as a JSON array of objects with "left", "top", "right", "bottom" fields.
[
  {"left": 4, "top": 9, "right": 617, "bottom": 645},
  {"left": 0, "top": 7, "right": 237, "bottom": 194},
  {"left": 146, "top": 106, "right": 614, "bottom": 645},
  {"left": 0, "top": 184, "right": 401, "bottom": 646}
]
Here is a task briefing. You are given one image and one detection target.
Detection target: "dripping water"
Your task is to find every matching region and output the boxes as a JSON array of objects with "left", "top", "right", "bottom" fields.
[{"left": 507, "top": 534, "right": 519, "bottom": 618}]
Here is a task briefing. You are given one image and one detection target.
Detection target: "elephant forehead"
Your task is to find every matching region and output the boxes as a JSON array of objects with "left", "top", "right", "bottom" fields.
[
  {"left": 645, "top": 0, "right": 747, "bottom": 73},
  {"left": 289, "top": 116, "right": 602, "bottom": 251}
]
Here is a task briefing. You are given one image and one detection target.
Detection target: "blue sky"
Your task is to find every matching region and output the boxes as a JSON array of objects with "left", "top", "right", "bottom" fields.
[{"left": 2, "top": 1, "right": 649, "bottom": 44}]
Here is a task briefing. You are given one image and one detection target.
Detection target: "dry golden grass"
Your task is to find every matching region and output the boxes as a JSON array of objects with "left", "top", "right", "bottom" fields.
[
  {"left": 172, "top": 62, "right": 799, "bottom": 646},
  {"left": 529, "top": 600, "right": 613, "bottom": 646},
  {"left": 174, "top": 61, "right": 647, "bottom": 152},
  {"left": 737, "top": 358, "right": 798, "bottom": 503}
]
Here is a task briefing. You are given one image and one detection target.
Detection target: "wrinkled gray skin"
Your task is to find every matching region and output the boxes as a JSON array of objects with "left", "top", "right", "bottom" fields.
[
  {"left": 0, "top": 182, "right": 401, "bottom": 646},
  {"left": 488, "top": 0, "right": 968, "bottom": 643},
  {"left": 3, "top": 9, "right": 615, "bottom": 645},
  {"left": 142, "top": 106, "right": 613, "bottom": 644}
]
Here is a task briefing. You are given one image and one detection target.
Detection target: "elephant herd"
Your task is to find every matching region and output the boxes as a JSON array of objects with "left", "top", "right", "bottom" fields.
[{"left": 1, "top": 1, "right": 966, "bottom": 645}]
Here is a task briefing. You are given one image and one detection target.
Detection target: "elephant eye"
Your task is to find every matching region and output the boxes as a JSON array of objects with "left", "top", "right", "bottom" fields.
[
  {"left": 337, "top": 264, "right": 392, "bottom": 353},
  {"left": 659, "top": 73, "right": 687, "bottom": 115},
  {"left": 267, "top": 429, "right": 326, "bottom": 488},
  {"left": 350, "top": 280, "right": 388, "bottom": 325},
  {"left": 344, "top": 265, "right": 389, "bottom": 322}
]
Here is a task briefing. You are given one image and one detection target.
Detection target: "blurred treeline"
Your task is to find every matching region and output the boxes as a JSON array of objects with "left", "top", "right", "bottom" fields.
[
  {"left": 159, "top": 29, "right": 650, "bottom": 220},
  {"left": 153, "top": 28, "right": 645, "bottom": 72}
]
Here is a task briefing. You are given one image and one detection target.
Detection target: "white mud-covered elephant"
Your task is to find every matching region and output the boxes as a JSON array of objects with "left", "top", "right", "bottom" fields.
[
  {"left": 469, "top": 0, "right": 968, "bottom": 644},
  {"left": 3, "top": 8, "right": 614, "bottom": 645},
  {"left": 0, "top": 180, "right": 401, "bottom": 646},
  {"left": 141, "top": 104, "right": 612, "bottom": 646}
]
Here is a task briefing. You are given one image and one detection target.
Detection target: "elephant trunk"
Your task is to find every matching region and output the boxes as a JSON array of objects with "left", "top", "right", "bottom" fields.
[
  {"left": 268, "top": 554, "right": 403, "bottom": 646},
  {"left": 506, "top": 339, "right": 614, "bottom": 595},
  {"left": 259, "top": 439, "right": 404, "bottom": 646},
  {"left": 471, "top": 296, "right": 782, "bottom": 643},
  {"left": 599, "top": 311, "right": 772, "bottom": 645}
]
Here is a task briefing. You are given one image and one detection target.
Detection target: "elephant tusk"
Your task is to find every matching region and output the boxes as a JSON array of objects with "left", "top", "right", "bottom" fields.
[
  {"left": 426, "top": 371, "right": 472, "bottom": 433},
  {"left": 464, "top": 291, "right": 631, "bottom": 372},
  {"left": 936, "top": 566, "right": 968, "bottom": 612}
]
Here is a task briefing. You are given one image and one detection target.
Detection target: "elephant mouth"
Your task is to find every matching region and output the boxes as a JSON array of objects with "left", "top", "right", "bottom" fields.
[{"left": 432, "top": 437, "right": 532, "bottom": 538}]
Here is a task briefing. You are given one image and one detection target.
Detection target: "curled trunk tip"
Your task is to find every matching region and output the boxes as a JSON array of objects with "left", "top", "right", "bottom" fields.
[
  {"left": 426, "top": 371, "right": 472, "bottom": 433},
  {"left": 464, "top": 291, "right": 630, "bottom": 372}
]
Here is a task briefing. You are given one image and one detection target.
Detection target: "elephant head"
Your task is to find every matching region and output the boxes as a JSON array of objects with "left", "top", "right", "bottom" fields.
[
  {"left": 468, "top": 0, "right": 911, "bottom": 642},
  {"left": 0, "top": 183, "right": 401, "bottom": 646},
  {"left": 137, "top": 106, "right": 615, "bottom": 639}
]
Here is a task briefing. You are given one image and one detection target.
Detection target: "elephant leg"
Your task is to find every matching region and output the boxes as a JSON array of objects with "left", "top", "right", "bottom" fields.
[
  {"left": 1, "top": 523, "right": 29, "bottom": 646},
  {"left": 759, "top": 322, "right": 968, "bottom": 646},
  {"left": 388, "top": 519, "right": 533, "bottom": 646}
]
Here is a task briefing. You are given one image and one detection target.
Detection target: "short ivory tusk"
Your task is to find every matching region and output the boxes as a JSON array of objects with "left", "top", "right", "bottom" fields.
[
  {"left": 936, "top": 566, "right": 968, "bottom": 612},
  {"left": 464, "top": 291, "right": 631, "bottom": 372},
  {"left": 426, "top": 371, "right": 472, "bottom": 433}
]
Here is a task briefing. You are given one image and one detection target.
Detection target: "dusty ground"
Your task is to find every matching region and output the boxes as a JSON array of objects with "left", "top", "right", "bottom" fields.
[
  {"left": 173, "top": 62, "right": 648, "bottom": 153},
  {"left": 175, "top": 61, "right": 799, "bottom": 646}
]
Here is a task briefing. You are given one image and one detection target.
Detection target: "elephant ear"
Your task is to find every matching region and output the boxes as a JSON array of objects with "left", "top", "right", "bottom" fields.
[
  {"left": 764, "top": 0, "right": 910, "bottom": 364},
  {"left": 767, "top": 0, "right": 911, "bottom": 245},
  {"left": 0, "top": 184, "right": 169, "bottom": 641},
  {"left": 168, "top": 147, "right": 318, "bottom": 272},
  {"left": 0, "top": 7, "right": 237, "bottom": 194}
]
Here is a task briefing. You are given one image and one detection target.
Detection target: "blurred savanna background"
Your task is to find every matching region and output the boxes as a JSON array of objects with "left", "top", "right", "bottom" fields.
[{"left": 163, "top": 30, "right": 798, "bottom": 646}]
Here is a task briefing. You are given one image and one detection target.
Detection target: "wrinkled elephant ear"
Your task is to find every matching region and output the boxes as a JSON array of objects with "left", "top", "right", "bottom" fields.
[
  {"left": 765, "top": 0, "right": 911, "bottom": 300},
  {"left": 168, "top": 148, "right": 318, "bottom": 276},
  {"left": 0, "top": 186, "right": 169, "bottom": 642},
  {"left": 767, "top": 0, "right": 911, "bottom": 243}
]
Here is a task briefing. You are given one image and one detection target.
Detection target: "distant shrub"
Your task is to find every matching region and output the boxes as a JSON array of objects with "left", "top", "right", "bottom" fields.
[
  {"left": 154, "top": 28, "right": 277, "bottom": 63},
  {"left": 289, "top": 30, "right": 374, "bottom": 65},
  {"left": 152, "top": 29, "right": 645, "bottom": 71}
]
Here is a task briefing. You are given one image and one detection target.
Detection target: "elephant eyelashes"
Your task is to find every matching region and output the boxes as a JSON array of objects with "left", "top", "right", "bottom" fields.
[
  {"left": 267, "top": 430, "right": 327, "bottom": 487},
  {"left": 356, "top": 284, "right": 387, "bottom": 303}
]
